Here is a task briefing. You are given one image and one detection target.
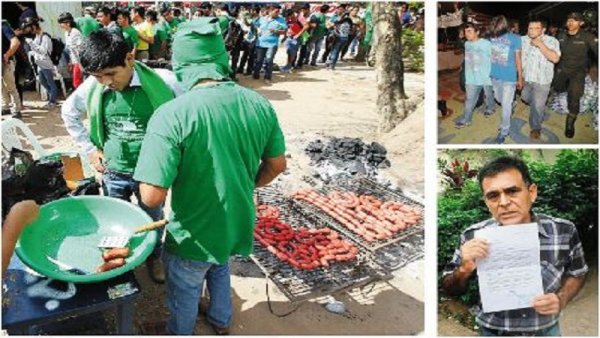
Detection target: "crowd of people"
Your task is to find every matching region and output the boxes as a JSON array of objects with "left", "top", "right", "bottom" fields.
[
  {"left": 2, "top": 2, "right": 380, "bottom": 120},
  {"left": 452, "top": 12, "right": 597, "bottom": 143}
]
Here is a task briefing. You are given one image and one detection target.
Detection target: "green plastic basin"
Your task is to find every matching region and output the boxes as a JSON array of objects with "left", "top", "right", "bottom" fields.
[{"left": 15, "top": 196, "right": 157, "bottom": 283}]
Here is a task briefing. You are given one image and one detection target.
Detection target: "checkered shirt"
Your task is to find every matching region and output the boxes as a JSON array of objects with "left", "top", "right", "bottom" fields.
[{"left": 442, "top": 214, "right": 589, "bottom": 332}]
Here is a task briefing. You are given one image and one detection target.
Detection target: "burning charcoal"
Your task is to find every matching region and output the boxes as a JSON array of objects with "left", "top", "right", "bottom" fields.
[
  {"left": 370, "top": 142, "right": 387, "bottom": 155},
  {"left": 347, "top": 161, "right": 366, "bottom": 175},
  {"left": 378, "top": 159, "right": 391, "bottom": 169},
  {"left": 312, "top": 154, "right": 324, "bottom": 162}
]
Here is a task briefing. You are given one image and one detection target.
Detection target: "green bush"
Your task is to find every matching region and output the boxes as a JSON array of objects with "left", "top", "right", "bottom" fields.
[
  {"left": 438, "top": 149, "right": 598, "bottom": 306},
  {"left": 402, "top": 28, "right": 423, "bottom": 72}
]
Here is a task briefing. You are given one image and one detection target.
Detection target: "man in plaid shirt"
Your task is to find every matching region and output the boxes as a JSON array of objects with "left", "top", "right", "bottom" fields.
[{"left": 441, "top": 156, "right": 588, "bottom": 336}]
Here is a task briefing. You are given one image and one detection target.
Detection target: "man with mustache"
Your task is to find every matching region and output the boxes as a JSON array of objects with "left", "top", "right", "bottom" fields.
[
  {"left": 441, "top": 156, "right": 587, "bottom": 336},
  {"left": 60, "top": 29, "right": 183, "bottom": 283}
]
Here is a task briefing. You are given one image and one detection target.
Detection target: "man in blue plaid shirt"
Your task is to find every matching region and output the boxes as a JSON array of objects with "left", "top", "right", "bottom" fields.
[{"left": 441, "top": 156, "right": 588, "bottom": 336}]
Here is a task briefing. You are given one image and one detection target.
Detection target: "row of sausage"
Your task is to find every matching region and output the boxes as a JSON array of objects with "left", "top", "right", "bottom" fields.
[{"left": 255, "top": 205, "right": 359, "bottom": 270}]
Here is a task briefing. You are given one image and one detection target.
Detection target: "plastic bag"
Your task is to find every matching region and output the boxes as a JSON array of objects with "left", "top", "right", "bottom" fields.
[{"left": 2, "top": 149, "right": 70, "bottom": 219}]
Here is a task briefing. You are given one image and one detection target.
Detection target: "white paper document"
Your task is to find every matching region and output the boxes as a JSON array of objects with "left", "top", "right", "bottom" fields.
[{"left": 475, "top": 223, "right": 543, "bottom": 313}]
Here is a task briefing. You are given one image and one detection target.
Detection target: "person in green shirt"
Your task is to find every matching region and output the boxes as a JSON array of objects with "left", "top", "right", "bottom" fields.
[
  {"left": 159, "top": 7, "right": 178, "bottom": 36},
  {"left": 215, "top": 4, "right": 233, "bottom": 36},
  {"left": 306, "top": 4, "right": 330, "bottom": 66},
  {"left": 146, "top": 10, "right": 168, "bottom": 60},
  {"left": 117, "top": 8, "right": 138, "bottom": 55},
  {"left": 75, "top": 7, "right": 101, "bottom": 37},
  {"left": 134, "top": 18, "right": 287, "bottom": 335},
  {"left": 173, "top": 7, "right": 186, "bottom": 24},
  {"left": 60, "top": 29, "right": 184, "bottom": 284}
]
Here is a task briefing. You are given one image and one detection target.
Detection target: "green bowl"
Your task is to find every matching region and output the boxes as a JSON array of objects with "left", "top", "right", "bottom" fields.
[{"left": 15, "top": 196, "right": 157, "bottom": 283}]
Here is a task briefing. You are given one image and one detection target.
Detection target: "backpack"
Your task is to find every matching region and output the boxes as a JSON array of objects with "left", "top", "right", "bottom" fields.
[{"left": 43, "top": 33, "right": 65, "bottom": 65}]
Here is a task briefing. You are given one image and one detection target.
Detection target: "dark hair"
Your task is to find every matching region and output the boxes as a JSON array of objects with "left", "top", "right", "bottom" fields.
[
  {"left": 528, "top": 17, "right": 547, "bottom": 28},
  {"left": 173, "top": 8, "right": 181, "bottom": 16},
  {"left": 84, "top": 7, "right": 95, "bottom": 16},
  {"left": 200, "top": 2, "right": 213, "bottom": 10},
  {"left": 57, "top": 12, "right": 75, "bottom": 27},
  {"left": 97, "top": 6, "right": 113, "bottom": 20},
  {"left": 80, "top": 29, "right": 129, "bottom": 73},
  {"left": 117, "top": 9, "right": 131, "bottom": 23},
  {"left": 477, "top": 156, "right": 533, "bottom": 189},
  {"left": 283, "top": 8, "right": 294, "bottom": 17},
  {"left": 320, "top": 4, "right": 330, "bottom": 13},
  {"left": 160, "top": 6, "right": 171, "bottom": 16},
  {"left": 463, "top": 22, "right": 480, "bottom": 32},
  {"left": 219, "top": 4, "right": 229, "bottom": 12},
  {"left": 489, "top": 15, "right": 509, "bottom": 37},
  {"left": 145, "top": 10, "right": 158, "bottom": 22},
  {"left": 20, "top": 16, "right": 40, "bottom": 30},
  {"left": 133, "top": 6, "right": 146, "bottom": 18}
]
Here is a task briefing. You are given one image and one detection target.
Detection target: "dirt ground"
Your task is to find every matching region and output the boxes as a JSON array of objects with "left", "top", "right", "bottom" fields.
[
  {"left": 4, "top": 52, "right": 425, "bottom": 334},
  {"left": 438, "top": 265, "right": 598, "bottom": 336},
  {"left": 438, "top": 69, "right": 599, "bottom": 145}
]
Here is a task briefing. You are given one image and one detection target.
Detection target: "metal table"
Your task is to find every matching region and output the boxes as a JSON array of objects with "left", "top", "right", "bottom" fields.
[{"left": 2, "top": 258, "right": 140, "bottom": 335}]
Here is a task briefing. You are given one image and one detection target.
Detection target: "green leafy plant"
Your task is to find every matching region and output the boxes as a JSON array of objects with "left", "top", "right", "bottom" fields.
[{"left": 402, "top": 28, "right": 423, "bottom": 72}]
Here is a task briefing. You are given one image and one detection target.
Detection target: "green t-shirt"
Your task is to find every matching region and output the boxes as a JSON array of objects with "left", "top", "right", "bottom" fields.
[
  {"left": 168, "top": 18, "right": 181, "bottom": 34},
  {"left": 120, "top": 26, "right": 139, "bottom": 52},
  {"left": 134, "top": 82, "right": 286, "bottom": 264},
  {"left": 311, "top": 13, "right": 327, "bottom": 39},
  {"left": 102, "top": 86, "right": 154, "bottom": 173},
  {"left": 217, "top": 15, "right": 231, "bottom": 35},
  {"left": 75, "top": 16, "right": 101, "bottom": 37},
  {"left": 149, "top": 23, "right": 169, "bottom": 58}
]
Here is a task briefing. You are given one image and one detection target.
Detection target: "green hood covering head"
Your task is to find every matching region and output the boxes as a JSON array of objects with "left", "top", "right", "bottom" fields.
[{"left": 172, "top": 17, "right": 231, "bottom": 90}]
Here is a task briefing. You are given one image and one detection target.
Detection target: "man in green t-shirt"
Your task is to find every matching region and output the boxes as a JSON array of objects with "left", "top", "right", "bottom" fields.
[
  {"left": 60, "top": 29, "right": 184, "bottom": 283},
  {"left": 306, "top": 4, "right": 330, "bottom": 66},
  {"left": 134, "top": 18, "right": 287, "bottom": 335},
  {"left": 159, "top": 7, "right": 178, "bottom": 36},
  {"left": 145, "top": 10, "right": 168, "bottom": 60},
  {"left": 116, "top": 8, "right": 138, "bottom": 54},
  {"left": 75, "top": 7, "right": 101, "bottom": 37}
]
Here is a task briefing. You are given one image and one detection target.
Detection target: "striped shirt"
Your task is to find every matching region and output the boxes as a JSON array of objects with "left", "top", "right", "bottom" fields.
[
  {"left": 521, "top": 34, "right": 561, "bottom": 85},
  {"left": 442, "top": 214, "right": 588, "bottom": 332}
]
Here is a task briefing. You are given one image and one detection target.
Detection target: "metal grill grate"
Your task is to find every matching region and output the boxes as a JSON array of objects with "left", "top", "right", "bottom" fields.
[
  {"left": 252, "top": 188, "right": 390, "bottom": 302},
  {"left": 371, "top": 231, "right": 424, "bottom": 271},
  {"left": 292, "top": 176, "right": 425, "bottom": 252}
]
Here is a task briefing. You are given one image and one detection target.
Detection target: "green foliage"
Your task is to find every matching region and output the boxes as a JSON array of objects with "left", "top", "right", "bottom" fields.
[
  {"left": 438, "top": 149, "right": 598, "bottom": 306},
  {"left": 402, "top": 28, "right": 423, "bottom": 72}
]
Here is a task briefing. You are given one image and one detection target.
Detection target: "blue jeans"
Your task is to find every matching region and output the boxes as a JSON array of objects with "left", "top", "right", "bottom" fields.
[
  {"left": 102, "top": 170, "right": 164, "bottom": 254},
  {"left": 458, "top": 84, "right": 494, "bottom": 124},
  {"left": 38, "top": 68, "right": 58, "bottom": 104},
  {"left": 327, "top": 36, "right": 348, "bottom": 69},
  {"left": 349, "top": 36, "right": 359, "bottom": 54},
  {"left": 491, "top": 78, "right": 517, "bottom": 136},
  {"left": 307, "top": 36, "right": 325, "bottom": 64},
  {"left": 163, "top": 252, "right": 232, "bottom": 335},
  {"left": 253, "top": 46, "right": 278, "bottom": 80},
  {"left": 285, "top": 37, "right": 299, "bottom": 57},
  {"left": 480, "top": 322, "right": 561, "bottom": 336},
  {"left": 521, "top": 82, "right": 551, "bottom": 131}
]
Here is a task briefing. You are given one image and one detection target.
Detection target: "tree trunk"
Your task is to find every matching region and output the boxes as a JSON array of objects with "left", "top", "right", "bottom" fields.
[{"left": 374, "top": 2, "right": 408, "bottom": 134}]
